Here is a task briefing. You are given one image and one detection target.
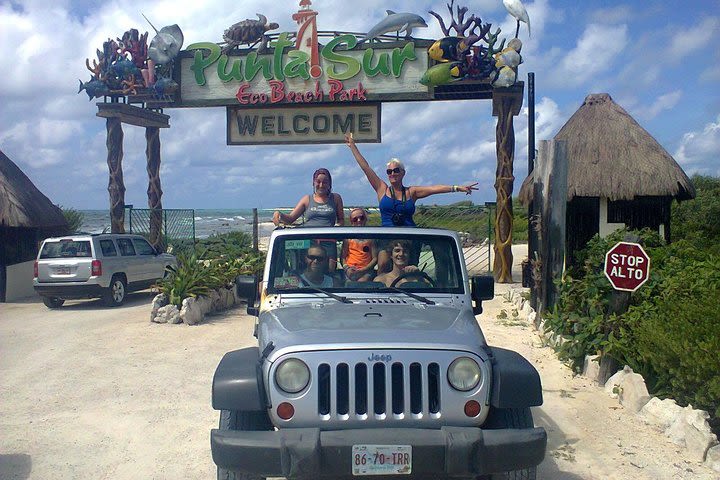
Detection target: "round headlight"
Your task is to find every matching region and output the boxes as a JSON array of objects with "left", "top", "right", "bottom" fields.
[
  {"left": 448, "top": 357, "right": 481, "bottom": 391},
  {"left": 275, "top": 358, "right": 310, "bottom": 393}
]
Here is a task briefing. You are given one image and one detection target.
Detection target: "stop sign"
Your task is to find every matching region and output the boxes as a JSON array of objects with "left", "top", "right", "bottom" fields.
[{"left": 604, "top": 242, "right": 651, "bottom": 292}]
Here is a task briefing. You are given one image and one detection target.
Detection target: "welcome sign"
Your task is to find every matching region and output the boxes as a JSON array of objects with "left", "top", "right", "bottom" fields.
[{"left": 227, "top": 103, "right": 380, "bottom": 145}]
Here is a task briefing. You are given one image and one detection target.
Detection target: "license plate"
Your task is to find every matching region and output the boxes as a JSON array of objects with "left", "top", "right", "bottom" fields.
[
  {"left": 352, "top": 445, "right": 411, "bottom": 475},
  {"left": 55, "top": 266, "right": 71, "bottom": 275}
]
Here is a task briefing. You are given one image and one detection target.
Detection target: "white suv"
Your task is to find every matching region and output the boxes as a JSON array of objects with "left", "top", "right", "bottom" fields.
[{"left": 33, "top": 233, "right": 177, "bottom": 308}]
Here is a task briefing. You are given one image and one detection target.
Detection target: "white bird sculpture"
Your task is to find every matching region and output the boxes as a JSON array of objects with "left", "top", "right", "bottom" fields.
[{"left": 503, "top": 0, "right": 531, "bottom": 38}]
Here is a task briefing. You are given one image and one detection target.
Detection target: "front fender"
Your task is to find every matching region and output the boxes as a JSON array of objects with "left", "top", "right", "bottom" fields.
[
  {"left": 212, "top": 347, "right": 266, "bottom": 411},
  {"left": 488, "top": 347, "right": 543, "bottom": 408}
]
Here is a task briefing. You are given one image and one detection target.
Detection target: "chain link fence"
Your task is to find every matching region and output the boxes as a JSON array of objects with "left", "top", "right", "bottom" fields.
[{"left": 125, "top": 207, "right": 195, "bottom": 250}]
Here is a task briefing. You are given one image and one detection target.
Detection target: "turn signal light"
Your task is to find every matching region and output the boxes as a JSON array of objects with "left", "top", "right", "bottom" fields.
[
  {"left": 33, "top": 261, "right": 38, "bottom": 278},
  {"left": 464, "top": 400, "right": 481, "bottom": 417},
  {"left": 277, "top": 402, "right": 295, "bottom": 420},
  {"left": 91, "top": 260, "right": 102, "bottom": 276}
]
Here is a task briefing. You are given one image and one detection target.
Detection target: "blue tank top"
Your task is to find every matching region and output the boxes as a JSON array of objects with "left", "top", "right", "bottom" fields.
[{"left": 379, "top": 186, "right": 416, "bottom": 227}]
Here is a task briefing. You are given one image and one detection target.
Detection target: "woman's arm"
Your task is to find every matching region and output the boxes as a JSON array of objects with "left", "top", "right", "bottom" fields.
[
  {"left": 345, "top": 133, "right": 387, "bottom": 199},
  {"left": 410, "top": 182, "right": 478, "bottom": 200},
  {"left": 273, "top": 195, "right": 309, "bottom": 225},
  {"left": 334, "top": 193, "right": 345, "bottom": 226},
  {"left": 358, "top": 241, "right": 379, "bottom": 275}
]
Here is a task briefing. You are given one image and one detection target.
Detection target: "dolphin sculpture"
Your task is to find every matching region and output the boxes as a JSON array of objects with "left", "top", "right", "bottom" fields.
[{"left": 359, "top": 10, "right": 427, "bottom": 44}]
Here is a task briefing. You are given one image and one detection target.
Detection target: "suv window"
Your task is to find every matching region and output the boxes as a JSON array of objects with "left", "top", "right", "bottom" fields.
[
  {"left": 99, "top": 239, "right": 118, "bottom": 257},
  {"left": 133, "top": 238, "right": 155, "bottom": 255},
  {"left": 116, "top": 238, "right": 137, "bottom": 256},
  {"left": 40, "top": 240, "right": 92, "bottom": 259}
]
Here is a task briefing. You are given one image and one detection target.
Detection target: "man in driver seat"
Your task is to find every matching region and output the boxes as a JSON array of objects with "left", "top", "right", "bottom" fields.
[
  {"left": 375, "top": 239, "right": 428, "bottom": 287},
  {"left": 300, "top": 245, "right": 339, "bottom": 288}
]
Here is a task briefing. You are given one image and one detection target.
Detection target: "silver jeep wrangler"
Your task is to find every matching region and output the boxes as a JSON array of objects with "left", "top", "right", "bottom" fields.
[{"left": 212, "top": 227, "right": 546, "bottom": 479}]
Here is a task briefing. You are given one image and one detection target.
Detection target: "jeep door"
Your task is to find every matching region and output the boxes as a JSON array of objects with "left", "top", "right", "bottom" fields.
[
  {"left": 36, "top": 239, "right": 94, "bottom": 283},
  {"left": 115, "top": 237, "right": 142, "bottom": 282},
  {"left": 131, "top": 237, "right": 159, "bottom": 280}
]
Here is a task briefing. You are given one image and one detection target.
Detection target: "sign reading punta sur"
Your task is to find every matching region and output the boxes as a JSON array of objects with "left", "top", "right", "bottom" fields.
[{"left": 176, "top": 2, "right": 430, "bottom": 121}]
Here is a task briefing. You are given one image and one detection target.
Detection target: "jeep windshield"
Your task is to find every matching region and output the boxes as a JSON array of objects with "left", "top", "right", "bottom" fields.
[{"left": 267, "top": 231, "right": 464, "bottom": 295}]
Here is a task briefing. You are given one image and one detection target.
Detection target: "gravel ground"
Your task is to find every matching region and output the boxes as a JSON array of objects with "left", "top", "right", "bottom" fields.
[{"left": 0, "top": 260, "right": 716, "bottom": 479}]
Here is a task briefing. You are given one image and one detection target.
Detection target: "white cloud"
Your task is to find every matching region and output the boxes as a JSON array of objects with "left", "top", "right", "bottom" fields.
[
  {"left": 673, "top": 115, "right": 720, "bottom": 175},
  {"left": 588, "top": 6, "right": 632, "bottom": 24},
  {"left": 546, "top": 23, "right": 628, "bottom": 88},
  {"left": 668, "top": 17, "right": 720, "bottom": 61},
  {"left": 635, "top": 90, "right": 683, "bottom": 120}
]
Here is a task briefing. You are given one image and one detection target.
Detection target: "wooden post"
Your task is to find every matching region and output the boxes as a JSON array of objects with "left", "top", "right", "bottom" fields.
[
  {"left": 252, "top": 208, "right": 259, "bottom": 252},
  {"left": 535, "top": 140, "right": 568, "bottom": 314},
  {"left": 106, "top": 117, "right": 125, "bottom": 234},
  {"left": 492, "top": 88, "right": 524, "bottom": 283},
  {"left": 146, "top": 126, "right": 163, "bottom": 250}
]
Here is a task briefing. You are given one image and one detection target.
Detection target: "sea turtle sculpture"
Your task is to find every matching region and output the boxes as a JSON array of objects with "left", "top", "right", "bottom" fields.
[{"left": 222, "top": 14, "right": 279, "bottom": 54}]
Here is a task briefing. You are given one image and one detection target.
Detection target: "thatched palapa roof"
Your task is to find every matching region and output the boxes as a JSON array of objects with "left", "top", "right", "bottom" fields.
[
  {"left": 519, "top": 93, "right": 695, "bottom": 205},
  {"left": 0, "top": 149, "right": 67, "bottom": 228}
]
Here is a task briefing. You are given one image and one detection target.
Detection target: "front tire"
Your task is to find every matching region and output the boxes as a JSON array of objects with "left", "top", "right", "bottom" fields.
[
  {"left": 217, "top": 410, "right": 272, "bottom": 480},
  {"left": 104, "top": 275, "right": 126, "bottom": 307},
  {"left": 42, "top": 297, "right": 65, "bottom": 309},
  {"left": 483, "top": 407, "right": 537, "bottom": 480}
]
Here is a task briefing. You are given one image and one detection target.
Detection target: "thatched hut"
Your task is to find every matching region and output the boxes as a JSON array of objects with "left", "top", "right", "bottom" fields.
[
  {"left": 1, "top": 149, "right": 67, "bottom": 301},
  {"left": 520, "top": 93, "right": 695, "bottom": 261}
]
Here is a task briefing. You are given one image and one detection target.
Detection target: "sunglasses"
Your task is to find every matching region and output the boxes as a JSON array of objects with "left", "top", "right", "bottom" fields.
[
  {"left": 306, "top": 254, "right": 326, "bottom": 262},
  {"left": 386, "top": 167, "right": 403, "bottom": 175},
  {"left": 351, "top": 215, "right": 366, "bottom": 222}
]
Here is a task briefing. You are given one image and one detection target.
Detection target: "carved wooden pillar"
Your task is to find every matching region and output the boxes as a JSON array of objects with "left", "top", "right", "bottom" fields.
[
  {"left": 492, "top": 88, "right": 524, "bottom": 283},
  {"left": 146, "top": 126, "right": 163, "bottom": 249},
  {"left": 106, "top": 117, "right": 125, "bottom": 233}
]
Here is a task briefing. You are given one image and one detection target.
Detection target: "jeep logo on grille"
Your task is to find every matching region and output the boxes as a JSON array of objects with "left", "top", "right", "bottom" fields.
[{"left": 368, "top": 353, "right": 392, "bottom": 362}]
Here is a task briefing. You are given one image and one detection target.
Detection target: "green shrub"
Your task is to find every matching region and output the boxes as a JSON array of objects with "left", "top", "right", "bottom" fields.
[
  {"left": 671, "top": 175, "right": 720, "bottom": 251},
  {"left": 157, "top": 252, "right": 219, "bottom": 307},
  {"left": 60, "top": 206, "right": 84, "bottom": 233}
]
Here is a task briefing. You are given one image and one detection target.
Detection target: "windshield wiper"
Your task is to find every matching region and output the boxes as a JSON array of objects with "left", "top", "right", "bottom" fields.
[
  {"left": 379, "top": 287, "right": 435, "bottom": 305},
  {"left": 300, "top": 286, "right": 352, "bottom": 304}
]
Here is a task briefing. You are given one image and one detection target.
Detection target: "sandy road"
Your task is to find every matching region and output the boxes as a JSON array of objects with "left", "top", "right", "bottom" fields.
[{"left": 0, "top": 287, "right": 716, "bottom": 479}]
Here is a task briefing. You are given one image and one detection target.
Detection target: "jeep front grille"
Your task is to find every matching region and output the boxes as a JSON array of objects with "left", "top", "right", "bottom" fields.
[{"left": 317, "top": 361, "right": 441, "bottom": 419}]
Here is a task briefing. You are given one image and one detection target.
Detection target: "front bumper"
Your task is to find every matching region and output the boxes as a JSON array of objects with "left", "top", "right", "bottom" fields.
[{"left": 211, "top": 426, "right": 546, "bottom": 477}]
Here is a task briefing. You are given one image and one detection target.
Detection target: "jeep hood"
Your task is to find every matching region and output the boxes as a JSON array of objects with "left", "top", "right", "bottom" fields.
[{"left": 258, "top": 302, "right": 487, "bottom": 357}]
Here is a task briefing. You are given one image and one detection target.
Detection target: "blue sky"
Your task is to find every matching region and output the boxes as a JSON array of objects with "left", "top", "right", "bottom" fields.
[{"left": 0, "top": 0, "right": 718, "bottom": 210}]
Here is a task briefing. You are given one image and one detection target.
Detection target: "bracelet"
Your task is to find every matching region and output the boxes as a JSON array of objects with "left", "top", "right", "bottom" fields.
[{"left": 452, "top": 185, "right": 458, "bottom": 192}]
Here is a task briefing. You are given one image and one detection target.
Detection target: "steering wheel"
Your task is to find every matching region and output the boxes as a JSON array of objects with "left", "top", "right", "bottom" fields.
[{"left": 390, "top": 270, "right": 436, "bottom": 288}]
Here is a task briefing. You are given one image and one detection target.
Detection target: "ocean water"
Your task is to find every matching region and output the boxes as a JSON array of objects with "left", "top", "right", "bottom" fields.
[{"left": 79, "top": 209, "right": 277, "bottom": 239}]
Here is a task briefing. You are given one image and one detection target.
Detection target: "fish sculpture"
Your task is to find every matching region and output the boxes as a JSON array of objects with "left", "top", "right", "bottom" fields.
[
  {"left": 152, "top": 77, "right": 179, "bottom": 97},
  {"left": 429, "top": 36, "right": 465, "bottom": 62},
  {"left": 419, "top": 61, "right": 464, "bottom": 87},
  {"left": 78, "top": 78, "right": 109, "bottom": 100},
  {"left": 143, "top": 14, "right": 184, "bottom": 65},
  {"left": 359, "top": 10, "right": 427, "bottom": 44}
]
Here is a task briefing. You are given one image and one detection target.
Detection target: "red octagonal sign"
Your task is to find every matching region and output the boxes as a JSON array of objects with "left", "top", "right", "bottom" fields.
[{"left": 604, "top": 242, "right": 651, "bottom": 292}]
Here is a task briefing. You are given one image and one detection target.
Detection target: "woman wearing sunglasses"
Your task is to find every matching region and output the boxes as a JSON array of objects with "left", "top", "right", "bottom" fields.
[{"left": 345, "top": 133, "right": 478, "bottom": 227}]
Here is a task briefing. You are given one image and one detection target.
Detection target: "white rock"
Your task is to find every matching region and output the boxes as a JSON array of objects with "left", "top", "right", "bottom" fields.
[
  {"left": 617, "top": 371, "right": 652, "bottom": 412},
  {"left": 221, "top": 287, "right": 235, "bottom": 309},
  {"left": 197, "top": 295, "right": 213, "bottom": 315},
  {"left": 604, "top": 365, "right": 633, "bottom": 398},
  {"left": 154, "top": 304, "right": 180, "bottom": 324},
  {"left": 150, "top": 293, "right": 168, "bottom": 322},
  {"left": 209, "top": 290, "right": 222, "bottom": 312},
  {"left": 582, "top": 355, "right": 601, "bottom": 383},
  {"left": 528, "top": 311, "right": 537, "bottom": 327},
  {"left": 667, "top": 405, "right": 719, "bottom": 461},
  {"left": 706, "top": 444, "right": 720, "bottom": 473},
  {"left": 180, "top": 297, "right": 204, "bottom": 326},
  {"left": 521, "top": 301, "right": 533, "bottom": 316},
  {"left": 640, "top": 397, "right": 683, "bottom": 430}
]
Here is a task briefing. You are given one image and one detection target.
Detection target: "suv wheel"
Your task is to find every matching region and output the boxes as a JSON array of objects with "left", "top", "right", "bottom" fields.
[
  {"left": 217, "top": 410, "right": 272, "bottom": 480},
  {"left": 104, "top": 275, "right": 126, "bottom": 307},
  {"left": 483, "top": 407, "right": 537, "bottom": 480},
  {"left": 42, "top": 297, "right": 65, "bottom": 309}
]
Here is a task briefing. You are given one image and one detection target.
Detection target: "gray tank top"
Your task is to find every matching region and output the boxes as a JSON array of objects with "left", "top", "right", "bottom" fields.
[{"left": 303, "top": 193, "right": 337, "bottom": 227}]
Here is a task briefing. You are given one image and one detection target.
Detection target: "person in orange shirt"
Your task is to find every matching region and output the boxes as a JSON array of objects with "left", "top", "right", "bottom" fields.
[{"left": 341, "top": 208, "right": 378, "bottom": 282}]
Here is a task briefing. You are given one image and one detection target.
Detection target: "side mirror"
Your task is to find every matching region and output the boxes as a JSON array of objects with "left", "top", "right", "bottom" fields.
[
  {"left": 470, "top": 275, "right": 494, "bottom": 315},
  {"left": 235, "top": 275, "right": 259, "bottom": 316}
]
